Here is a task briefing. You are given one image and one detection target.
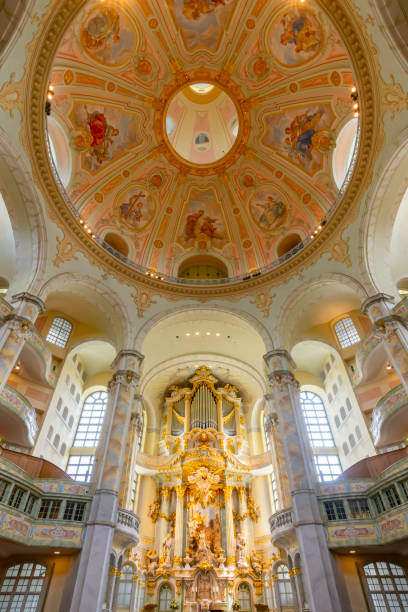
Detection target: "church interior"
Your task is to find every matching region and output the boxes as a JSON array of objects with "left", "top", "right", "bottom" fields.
[{"left": 0, "top": 0, "right": 408, "bottom": 610}]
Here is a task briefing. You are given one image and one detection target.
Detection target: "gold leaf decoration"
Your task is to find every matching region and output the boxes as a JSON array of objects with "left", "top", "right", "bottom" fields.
[
  {"left": 0, "top": 73, "right": 23, "bottom": 119},
  {"left": 327, "top": 237, "right": 352, "bottom": 267},
  {"left": 382, "top": 74, "right": 408, "bottom": 119},
  {"left": 132, "top": 287, "right": 157, "bottom": 318}
]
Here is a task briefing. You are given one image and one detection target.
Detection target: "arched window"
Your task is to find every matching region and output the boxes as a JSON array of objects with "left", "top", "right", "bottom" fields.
[
  {"left": 116, "top": 564, "right": 133, "bottom": 607},
  {"left": 73, "top": 390, "right": 108, "bottom": 448},
  {"left": 334, "top": 317, "right": 360, "bottom": 349},
  {"left": 349, "top": 433, "right": 356, "bottom": 448},
  {"left": 238, "top": 582, "right": 251, "bottom": 612},
  {"left": 340, "top": 406, "right": 346, "bottom": 420},
  {"left": 0, "top": 563, "right": 46, "bottom": 609},
  {"left": 342, "top": 442, "right": 349, "bottom": 455},
  {"left": 62, "top": 406, "right": 68, "bottom": 421},
  {"left": 277, "top": 564, "right": 295, "bottom": 606},
  {"left": 68, "top": 415, "right": 74, "bottom": 430},
  {"left": 334, "top": 415, "right": 341, "bottom": 428},
  {"left": 70, "top": 383, "right": 75, "bottom": 396},
  {"left": 346, "top": 398, "right": 352, "bottom": 412},
  {"left": 47, "top": 425, "right": 53, "bottom": 440},
  {"left": 46, "top": 317, "right": 72, "bottom": 348},
  {"left": 158, "top": 583, "right": 172, "bottom": 612},
  {"left": 300, "top": 391, "right": 335, "bottom": 448},
  {"left": 355, "top": 425, "right": 362, "bottom": 440},
  {"left": 53, "top": 433, "right": 60, "bottom": 449},
  {"left": 60, "top": 443, "right": 67, "bottom": 456},
  {"left": 363, "top": 561, "right": 408, "bottom": 610},
  {"left": 56, "top": 398, "right": 62, "bottom": 412},
  {"left": 75, "top": 392, "right": 80, "bottom": 404}
]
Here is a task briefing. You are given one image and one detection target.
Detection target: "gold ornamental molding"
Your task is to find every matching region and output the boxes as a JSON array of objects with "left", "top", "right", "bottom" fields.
[{"left": 24, "top": 0, "right": 381, "bottom": 300}]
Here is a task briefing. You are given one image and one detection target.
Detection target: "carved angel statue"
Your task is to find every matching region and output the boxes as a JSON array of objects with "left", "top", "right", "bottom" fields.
[
  {"left": 236, "top": 533, "right": 248, "bottom": 568},
  {"left": 250, "top": 551, "right": 263, "bottom": 576},
  {"left": 146, "top": 549, "right": 158, "bottom": 575},
  {"left": 148, "top": 496, "right": 160, "bottom": 523},
  {"left": 188, "top": 466, "right": 220, "bottom": 506},
  {"left": 160, "top": 532, "right": 174, "bottom": 568},
  {"left": 247, "top": 495, "right": 260, "bottom": 523}
]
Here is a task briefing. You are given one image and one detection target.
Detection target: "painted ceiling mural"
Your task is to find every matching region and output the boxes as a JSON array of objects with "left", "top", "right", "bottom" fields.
[{"left": 48, "top": 0, "right": 358, "bottom": 280}]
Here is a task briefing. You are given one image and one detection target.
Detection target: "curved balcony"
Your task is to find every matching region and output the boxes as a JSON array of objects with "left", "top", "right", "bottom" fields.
[
  {"left": 370, "top": 384, "right": 408, "bottom": 447},
  {"left": 352, "top": 329, "right": 383, "bottom": 386},
  {"left": 0, "top": 384, "right": 38, "bottom": 447},
  {"left": 114, "top": 508, "right": 140, "bottom": 549},
  {"left": 20, "top": 327, "right": 57, "bottom": 387},
  {"left": 269, "top": 508, "right": 295, "bottom": 547},
  {"left": 0, "top": 455, "right": 91, "bottom": 552}
]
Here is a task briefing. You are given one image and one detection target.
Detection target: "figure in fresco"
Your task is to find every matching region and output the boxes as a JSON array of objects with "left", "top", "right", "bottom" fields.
[
  {"left": 252, "top": 194, "right": 287, "bottom": 231},
  {"left": 284, "top": 110, "right": 324, "bottom": 163},
  {"left": 82, "top": 7, "right": 121, "bottom": 51},
  {"left": 87, "top": 111, "right": 119, "bottom": 164},
  {"left": 182, "top": 0, "right": 226, "bottom": 21},
  {"left": 280, "top": 11, "right": 321, "bottom": 55},
  {"left": 183, "top": 210, "right": 222, "bottom": 243},
  {"left": 120, "top": 192, "right": 145, "bottom": 226}
]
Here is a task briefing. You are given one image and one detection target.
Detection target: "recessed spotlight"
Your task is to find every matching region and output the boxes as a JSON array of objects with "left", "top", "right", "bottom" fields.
[
  {"left": 186, "top": 333, "right": 191, "bottom": 336},
  {"left": 206, "top": 332, "right": 211, "bottom": 335},
  {"left": 195, "top": 331, "right": 200, "bottom": 336},
  {"left": 349, "top": 550, "right": 356, "bottom": 554},
  {"left": 351, "top": 86, "right": 357, "bottom": 93},
  {"left": 215, "top": 333, "right": 220, "bottom": 337},
  {"left": 54, "top": 551, "right": 61, "bottom": 555}
]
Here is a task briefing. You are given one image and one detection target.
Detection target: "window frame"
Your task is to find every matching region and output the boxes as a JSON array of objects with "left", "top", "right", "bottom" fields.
[
  {"left": 333, "top": 316, "right": 360, "bottom": 349},
  {"left": 300, "top": 391, "right": 336, "bottom": 449},
  {"left": 72, "top": 390, "right": 108, "bottom": 449},
  {"left": 45, "top": 317, "right": 73, "bottom": 349},
  {"left": 360, "top": 561, "right": 408, "bottom": 612},
  {"left": 0, "top": 562, "right": 50, "bottom": 611}
]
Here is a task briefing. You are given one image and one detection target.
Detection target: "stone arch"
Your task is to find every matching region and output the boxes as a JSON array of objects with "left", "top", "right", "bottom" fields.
[
  {"left": 0, "top": 127, "right": 46, "bottom": 294},
  {"left": 38, "top": 273, "right": 132, "bottom": 348}
]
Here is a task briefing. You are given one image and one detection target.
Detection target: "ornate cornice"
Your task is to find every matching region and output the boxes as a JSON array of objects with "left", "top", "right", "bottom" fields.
[
  {"left": 24, "top": 0, "right": 381, "bottom": 299},
  {"left": 11, "top": 292, "right": 46, "bottom": 314},
  {"left": 268, "top": 370, "right": 300, "bottom": 392}
]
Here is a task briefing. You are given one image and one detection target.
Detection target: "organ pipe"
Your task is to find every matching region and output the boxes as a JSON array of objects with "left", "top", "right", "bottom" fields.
[{"left": 190, "top": 384, "right": 217, "bottom": 430}]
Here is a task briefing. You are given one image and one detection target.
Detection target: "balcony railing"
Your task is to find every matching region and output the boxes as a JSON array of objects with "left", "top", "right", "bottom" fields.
[
  {"left": 115, "top": 508, "right": 140, "bottom": 548},
  {"left": 0, "top": 457, "right": 91, "bottom": 548},
  {"left": 0, "top": 385, "right": 38, "bottom": 447},
  {"left": 370, "top": 384, "right": 408, "bottom": 446},
  {"left": 269, "top": 508, "right": 294, "bottom": 545},
  {"left": 24, "top": 327, "right": 57, "bottom": 387}
]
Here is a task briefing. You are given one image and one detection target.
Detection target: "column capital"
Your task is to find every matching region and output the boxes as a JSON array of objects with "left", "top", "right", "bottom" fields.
[
  {"left": 264, "top": 349, "right": 296, "bottom": 372},
  {"left": 2, "top": 314, "right": 34, "bottom": 339},
  {"left": 268, "top": 369, "right": 300, "bottom": 392},
  {"left": 11, "top": 292, "right": 46, "bottom": 315},
  {"left": 108, "top": 369, "right": 139, "bottom": 391},
  {"left": 373, "top": 315, "right": 407, "bottom": 340},
  {"left": 361, "top": 293, "right": 395, "bottom": 320},
  {"left": 111, "top": 349, "right": 144, "bottom": 373}
]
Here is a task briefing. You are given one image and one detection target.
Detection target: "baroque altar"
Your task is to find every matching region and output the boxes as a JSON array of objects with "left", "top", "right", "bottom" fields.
[{"left": 143, "top": 367, "right": 265, "bottom": 611}]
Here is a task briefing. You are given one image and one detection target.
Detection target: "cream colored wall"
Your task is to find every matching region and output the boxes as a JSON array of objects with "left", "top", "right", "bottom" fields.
[
  {"left": 33, "top": 353, "right": 85, "bottom": 468},
  {"left": 320, "top": 354, "right": 376, "bottom": 469}
]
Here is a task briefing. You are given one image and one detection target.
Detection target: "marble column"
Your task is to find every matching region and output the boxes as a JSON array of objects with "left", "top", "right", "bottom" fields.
[
  {"left": 237, "top": 486, "right": 250, "bottom": 545},
  {"left": 224, "top": 485, "right": 235, "bottom": 566},
  {"left": 104, "top": 567, "right": 118, "bottom": 612},
  {"left": 69, "top": 349, "right": 143, "bottom": 612},
  {"left": 362, "top": 293, "right": 408, "bottom": 393},
  {"left": 0, "top": 292, "right": 45, "bottom": 391},
  {"left": 264, "top": 394, "right": 291, "bottom": 510},
  {"left": 119, "top": 395, "right": 144, "bottom": 510},
  {"left": 157, "top": 487, "right": 171, "bottom": 551},
  {"left": 264, "top": 349, "right": 344, "bottom": 612},
  {"left": 173, "top": 485, "right": 185, "bottom": 566}
]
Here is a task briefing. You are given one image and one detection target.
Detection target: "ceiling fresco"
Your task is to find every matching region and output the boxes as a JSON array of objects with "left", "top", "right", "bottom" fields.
[{"left": 47, "top": 0, "right": 358, "bottom": 281}]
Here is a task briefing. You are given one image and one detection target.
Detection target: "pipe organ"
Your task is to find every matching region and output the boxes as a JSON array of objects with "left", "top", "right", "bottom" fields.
[{"left": 164, "top": 365, "right": 242, "bottom": 438}]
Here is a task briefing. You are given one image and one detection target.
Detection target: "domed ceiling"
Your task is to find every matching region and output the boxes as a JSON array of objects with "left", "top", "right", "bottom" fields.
[{"left": 47, "top": 0, "right": 359, "bottom": 285}]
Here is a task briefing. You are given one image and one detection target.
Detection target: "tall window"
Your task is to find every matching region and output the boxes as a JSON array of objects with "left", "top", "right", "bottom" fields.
[
  {"left": 313, "top": 455, "right": 342, "bottom": 482},
  {"left": 238, "top": 583, "right": 251, "bottom": 612},
  {"left": 66, "top": 455, "right": 94, "bottom": 483},
  {"left": 158, "top": 583, "right": 172, "bottom": 612},
  {"left": 334, "top": 317, "right": 360, "bottom": 348},
  {"left": 300, "top": 391, "right": 335, "bottom": 448},
  {"left": 277, "top": 564, "right": 295, "bottom": 607},
  {"left": 0, "top": 563, "right": 46, "bottom": 610},
  {"left": 46, "top": 317, "right": 72, "bottom": 348},
  {"left": 73, "top": 391, "right": 107, "bottom": 448},
  {"left": 116, "top": 565, "right": 133, "bottom": 607},
  {"left": 363, "top": 562, "right": 408, "bottom": 611}
]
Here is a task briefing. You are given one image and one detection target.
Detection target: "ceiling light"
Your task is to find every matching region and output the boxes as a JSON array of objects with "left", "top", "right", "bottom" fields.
[
  {"left": 215, "top": 333, "right": 220, "bottom": 337},
  {"left": 349, "top": 550, "right": 356, "bottom": 554},
  {"left": 354, "top": 111, "right": 359, "bottom": 118},
  {"left": 385, "top": 363, "right": 392, "bottom": 371},
  {"left": 186, "top": 333, "right": 190, "bottom": 336},
  {"left": 54, "top": 551, "right": 60, "bottom": 555},
  {"left": 206, "top": 332, "right": 211, "bottom": 335},
  {"left": 351, "top": 87, "right": 357, "bottom": 93},
  {"left": 195, "top": 331, "right": 200, "bottom": 335}
]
